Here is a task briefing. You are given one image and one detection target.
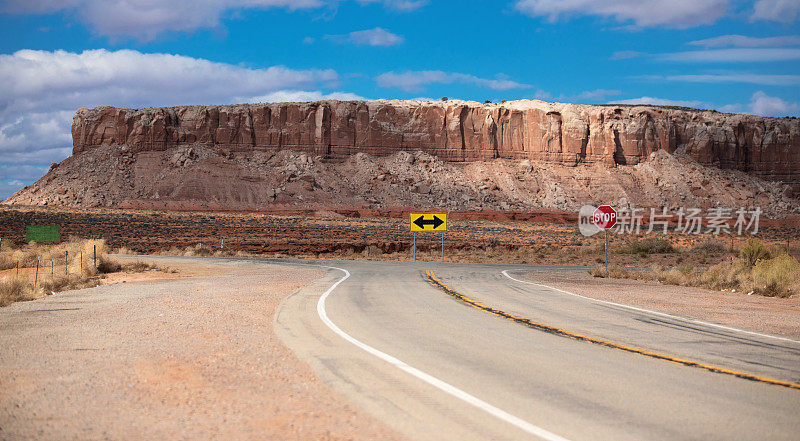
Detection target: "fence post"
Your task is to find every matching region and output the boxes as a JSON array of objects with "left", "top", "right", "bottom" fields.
[
  {"left": 16, "top": 259, "right": 19, "bottom": 276},
  {"left": 51, "top": 259, "right": 54, "bottom": 279},
  {"left": 35, "top": 257, "right": 39, "bottom": 292},
  {"left": 80, "top": 250, "right": 83, "bottom": 274},
  {"left": 65, "top": 250, "right": 69, "bottom": 275},
  {"left": 93, "top": 245, "right": 97, "bottom": 270}
]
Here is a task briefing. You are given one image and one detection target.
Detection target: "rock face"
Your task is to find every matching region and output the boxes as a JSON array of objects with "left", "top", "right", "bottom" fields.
[{"left": 71, "top": 99, "right": 800, "bottom": 193}]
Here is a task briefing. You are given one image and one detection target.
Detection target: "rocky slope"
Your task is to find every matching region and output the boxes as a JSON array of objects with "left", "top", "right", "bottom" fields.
[
  {"left": 4, "top": 99, "right": 799, "bottom": 217},
  {"left": 5, "top": 142, "right": 798, "bottom": 218},
  {"left": 69, "top": 99, "right": 799, "bottom": 192}
]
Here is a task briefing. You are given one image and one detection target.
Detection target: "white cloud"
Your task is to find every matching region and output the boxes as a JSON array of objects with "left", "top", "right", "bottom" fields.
[
  {"left": 0, "top": 165, "right": 50, "bottom": 182},
  {"left": 532, "top": 90, "right": 552, "bottom": 100},
  {"left": 1, "top": 0, "right": 423, "bottom": 41},
  {"left": 658, "top": 48, "right": 800, "bottom": 62},
  {"left": 0, "top": 49, "right": 353, "bottom": 189},
  {"left": 748, "top": 91, "right": 800, "bottom": 116},
  {"left": 326, "top": 27, "right": 404, "bottom": 46},
  {"left": 752, "top": 0, "right": 800, "bottom": 23},
  {"left": 609, "top": 97, "right": 705, "bottom": 107},
  {"left": 658, "top": 73, "right": 800, "bottom": 85},
  {"left": 356, "top": 0, "right": 427, "bottom": 12},
  {"left": 612, "top": 92, "right": 799, "bottom": 117},
  {"left": 531, "top": 89, "right": 622, "bottom": 103},
  {"left": 0, "top": 179, "right": 30, "bottom": 199},
  {"left": 572, "top": 89, "right": 623, "bottom": 101},
  {"left": 514, "top": 0, "right": 728, "bottom": 28},
  {"left": 375, "top": 71, "right": 530, "bottom": 92},
  {"left": 688, "top": 34, "right": 800, "bottom": 48},
  {"left": 2, "top": 0, "right": 327, "bottom": 41},
  {"left": 246, "top": 90, "right": 366, "bottom": 102}
]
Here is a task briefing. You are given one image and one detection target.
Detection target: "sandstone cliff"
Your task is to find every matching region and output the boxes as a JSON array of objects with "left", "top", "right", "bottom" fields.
[{"left": 70, "top": 99, "right": 799, "bottom": 192}]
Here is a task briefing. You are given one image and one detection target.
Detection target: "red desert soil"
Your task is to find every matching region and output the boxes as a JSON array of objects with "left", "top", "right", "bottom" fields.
[
  {"left": 0, "top": 258, "right": 408, "bottom": 441},
  {"left": 1, "top": 205, "right": 798, "bottom": 269}
]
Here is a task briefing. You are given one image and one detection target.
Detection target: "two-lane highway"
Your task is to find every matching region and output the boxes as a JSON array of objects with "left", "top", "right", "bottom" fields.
[{"left": 276, "top": 260, "right": 800, "bottom": 441}]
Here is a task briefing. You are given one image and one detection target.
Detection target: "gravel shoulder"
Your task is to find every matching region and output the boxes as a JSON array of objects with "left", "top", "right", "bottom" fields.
[
  {"left": 519, "top": 268, "right": 800, "bottom": 338},
  {"left": 0, "top": 256, "right": 407, "bottom": 441}
]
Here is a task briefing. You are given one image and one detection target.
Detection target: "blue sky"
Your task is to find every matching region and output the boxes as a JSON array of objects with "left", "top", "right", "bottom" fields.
[{"left": 1, "top": 0, "right": 799, "bottom": 198}]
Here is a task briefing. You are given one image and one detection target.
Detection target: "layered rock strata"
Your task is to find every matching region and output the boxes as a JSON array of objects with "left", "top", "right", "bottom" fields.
[{"left": 71, "top": 99, "right": 800, "bottom": 192}]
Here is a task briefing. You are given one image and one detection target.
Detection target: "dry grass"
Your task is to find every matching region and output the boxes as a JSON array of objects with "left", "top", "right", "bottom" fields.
[
  {"left": 615, "top": 237, "right": 676, "bottom": 256},
  {"left": 590, "top": 239, "right": 800, "bottom": 298},
  {"left": 156, "top": 243, "right": 252, "bottom": 259},
  {"left": 0, "top": 274, "right": 42, "bottom": 307},
  {"left": 0, "top": 239, "right": 170, "bottom": 307}
]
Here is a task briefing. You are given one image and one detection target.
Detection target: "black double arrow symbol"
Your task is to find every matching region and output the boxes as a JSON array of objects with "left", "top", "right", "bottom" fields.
[{"left": 413, "top": 215, "right": 445, "bottom": 230}]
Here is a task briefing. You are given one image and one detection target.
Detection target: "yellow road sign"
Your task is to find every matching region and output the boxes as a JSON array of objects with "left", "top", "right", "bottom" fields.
[{"left": 410, "top": 213, "right": 447, "bottom": 232}]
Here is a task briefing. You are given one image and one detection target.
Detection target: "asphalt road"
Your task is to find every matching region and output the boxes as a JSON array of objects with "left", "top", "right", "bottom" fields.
[{"left": 275, "top": 259, "right": 800, "bottom": 441}]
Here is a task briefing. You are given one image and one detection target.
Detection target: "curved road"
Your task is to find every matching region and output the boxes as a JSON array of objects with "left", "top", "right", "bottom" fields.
[{"left": 276, "top": 260, "right": 800, "bottom": 441}]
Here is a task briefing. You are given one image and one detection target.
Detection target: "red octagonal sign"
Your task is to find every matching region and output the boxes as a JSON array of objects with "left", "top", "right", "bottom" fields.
[{"left": 593, "top": 205, "right": 617, "bottom": 230}]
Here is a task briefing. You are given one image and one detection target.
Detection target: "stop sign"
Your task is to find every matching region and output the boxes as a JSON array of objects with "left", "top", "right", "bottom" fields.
[{"left": 593, "top": 205, "right": 617, "bottom": 230}]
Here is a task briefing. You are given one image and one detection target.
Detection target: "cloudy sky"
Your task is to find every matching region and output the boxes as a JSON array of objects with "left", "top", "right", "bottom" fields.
[{"left": 0, "top": 0, "right": 798, "bottom": 198}]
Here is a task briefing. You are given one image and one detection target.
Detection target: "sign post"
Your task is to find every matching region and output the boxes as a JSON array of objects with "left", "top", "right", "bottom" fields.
[
  {"left": 409, "top": 213, "right": 448, "bottom": 262},
  {"left": 413, "top": 232, "right": 416, "bottom": 262},
  {"left": 593, "top": 205, "right": 618, "bottom": 273}
]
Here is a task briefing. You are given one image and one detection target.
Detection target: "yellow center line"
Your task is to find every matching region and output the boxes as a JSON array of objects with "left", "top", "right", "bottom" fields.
[{"left": 425, "top": 270, "right": 800, "bottom": 392}]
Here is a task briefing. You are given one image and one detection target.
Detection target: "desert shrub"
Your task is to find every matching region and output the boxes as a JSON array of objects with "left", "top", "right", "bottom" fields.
[
  {"left": 617, "top": 238, "right": 675, "bottom": 255},
  {"left": 588, "top": 267, "right": 607, "bottom": 277},
  {"left": 96, "top": 256, "right": 122, "bottom": 274},
  {"left": 750, "top": 254, "right": 800, "bottom": 298},
  {"left": 116, "top": 246, "right": 136, "bottom": 255},
  {"left": 0, "top": 274, "right": 40, "bottom": 307},
  {"left": 40, "top": 274, "right": 96, "bottom": 293},
  {"left": 183, "top": 243, "right": 216, "bottom": 257},
  {"left": 122, "top": 260, "right": 153, "bottom": 272},
  {"left": 692, "top": 240, "right": 728, "bottom": 254},
  {"left": 591, "top": 244, "right": 799, "bottom": 298},
  {"left": 739, "top": 238, "right": 771, "bottom": 267}
]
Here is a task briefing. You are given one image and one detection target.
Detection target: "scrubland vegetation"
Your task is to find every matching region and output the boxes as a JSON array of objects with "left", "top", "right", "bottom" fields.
[
  {"left": 590, "top": 238, "right": 800, "bottom": 298},
  {"left": 0, "top": 239, "right": 160, "bottom": 307}
]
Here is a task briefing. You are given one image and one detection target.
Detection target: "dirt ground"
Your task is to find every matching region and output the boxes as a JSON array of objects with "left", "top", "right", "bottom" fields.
[
  {"left": 0, "top": 257, "right": 407, "bottom": 441},
  {"left": 1, "top": 205, "right": 798, "bottom": 270},
  {"left": 520, "top": 268, "right": 800, "bottom": 338}
]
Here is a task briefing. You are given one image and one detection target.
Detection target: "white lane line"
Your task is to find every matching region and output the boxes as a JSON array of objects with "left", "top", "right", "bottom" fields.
[
  {"left": 501, "top": 270, "right": 800, "bottom": 345},
  {"left": 318, "top": 266, "right": 572, "bottom": 441}
]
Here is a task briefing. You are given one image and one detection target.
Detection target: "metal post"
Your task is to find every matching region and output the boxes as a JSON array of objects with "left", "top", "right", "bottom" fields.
[
  {"left": 16, "top": 259, "right": 19, "bottom": 276},
  {"left": 35, "top": 257, "right": 39, "bottom": 291},
  {"left": 441, "top": 232, "right": 444, "bottom": 263},
  {"left": 65, "top": 251, "right": 68, "bottom": 275},
  {"left": 93, "top": 245, "right": 97, "bottom": 270},
  {"left": 80, "top": 250, "right": 83, "bottom": 274},
  {"left": 413, "top": 232, "right": 416, "bottom": 262},
  {"left": 604, "top": 229, "right": 608, "bottom": 274},
  {"left": 51, "top": 259, "right": 54, "bottom": 279}
]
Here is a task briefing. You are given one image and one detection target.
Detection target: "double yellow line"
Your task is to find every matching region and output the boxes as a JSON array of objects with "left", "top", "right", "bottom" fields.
[{"left": 425, "top": 270, "right": 800, "bottom": 391}]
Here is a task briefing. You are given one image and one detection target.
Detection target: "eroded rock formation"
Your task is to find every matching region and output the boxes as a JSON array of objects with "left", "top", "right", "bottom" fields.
[{"left": 71, "top": 99, "right": 800, "bottom": 192}]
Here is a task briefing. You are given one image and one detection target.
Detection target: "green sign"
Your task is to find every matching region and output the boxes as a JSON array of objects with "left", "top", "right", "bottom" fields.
[{"left": 26, "top": 225, "right": 61, "bottom": 243}]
